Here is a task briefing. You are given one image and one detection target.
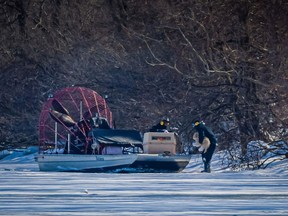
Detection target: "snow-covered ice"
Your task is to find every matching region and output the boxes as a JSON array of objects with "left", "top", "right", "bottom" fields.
[{"left": 0, "top": 149, "right": 287, "bottom": 216}]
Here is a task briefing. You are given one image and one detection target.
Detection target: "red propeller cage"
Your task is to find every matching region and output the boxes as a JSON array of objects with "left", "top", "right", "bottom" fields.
[{"left": 38, "top": 87, "right": 112, "bottom": 152}]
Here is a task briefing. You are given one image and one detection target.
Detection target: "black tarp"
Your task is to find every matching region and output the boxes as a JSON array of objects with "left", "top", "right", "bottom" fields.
[{"left": 91, "top": 129, "right": 143, "bottom": 148}]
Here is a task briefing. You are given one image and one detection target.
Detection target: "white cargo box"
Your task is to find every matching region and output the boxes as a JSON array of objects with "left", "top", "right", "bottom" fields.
[{"left": 143, "top": 132, "right": 176, "bottom": 154}]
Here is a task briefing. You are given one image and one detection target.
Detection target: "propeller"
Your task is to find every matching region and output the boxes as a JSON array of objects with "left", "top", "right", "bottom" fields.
[
  {"left": 51, "top": 99, "right": 70, "bottom": 116},
  {"left": 49, "top": 109, "right": 77, "bottom": 128},
  {"left": 49, "top": 99, "right": 91, "bottom": 138},
  {"left": 49, "top": 99, "right": 76, "bottom": 128},
  {"left": 49, "top": 99, "right": 111, "bottom": 138}
]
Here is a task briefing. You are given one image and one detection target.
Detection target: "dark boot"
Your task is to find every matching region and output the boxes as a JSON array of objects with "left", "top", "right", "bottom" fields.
[
  {"left": 205, "top": 162, "right": 211, "bottom": 173},
  {"left": 201, "top": 162, "right": 211, "bottom": 173}
]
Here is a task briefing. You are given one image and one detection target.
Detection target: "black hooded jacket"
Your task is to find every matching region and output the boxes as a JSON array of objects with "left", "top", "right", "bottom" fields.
[{"left": 195, "top": 123, "right": 217, "bottom": 145}]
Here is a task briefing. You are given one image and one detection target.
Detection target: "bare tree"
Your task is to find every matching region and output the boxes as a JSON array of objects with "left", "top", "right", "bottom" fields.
[
  {"left": 0, "top": 0, "right": 287, "bottom": 159},
  {"left": 115, "top": 0, "right": 288, "bottom": 157}
]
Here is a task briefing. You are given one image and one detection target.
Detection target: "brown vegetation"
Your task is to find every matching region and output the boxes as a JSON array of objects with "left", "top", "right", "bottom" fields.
[{"left": 0, "top": 0, "right": 287, "bottom": 154}]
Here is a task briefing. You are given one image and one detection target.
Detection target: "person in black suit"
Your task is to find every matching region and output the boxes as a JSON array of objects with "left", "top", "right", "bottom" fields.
[
  {"left": 149, "top": 118, "right": 170, "bottom": 132},
  {"left": 192, "top": 120, "right": 217, "bottom": 173}
]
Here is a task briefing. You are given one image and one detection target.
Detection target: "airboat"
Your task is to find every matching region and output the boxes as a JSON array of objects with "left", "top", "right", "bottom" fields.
[{"left": 36, "top": 87, "right": 191, "bottom": 173}]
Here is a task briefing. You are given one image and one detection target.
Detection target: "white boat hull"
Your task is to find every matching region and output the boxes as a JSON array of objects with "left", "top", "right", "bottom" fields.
[{"left": 37, "top": 154, "right": 137, "bottom": 172}]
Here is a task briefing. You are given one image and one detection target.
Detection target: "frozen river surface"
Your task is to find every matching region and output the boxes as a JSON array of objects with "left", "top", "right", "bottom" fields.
[
  {"left": 0, "top": 170, "right": 287, "bottom": 215},
  {"left": 0, "top": 152, "right": 287, "bottom": 216}
]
